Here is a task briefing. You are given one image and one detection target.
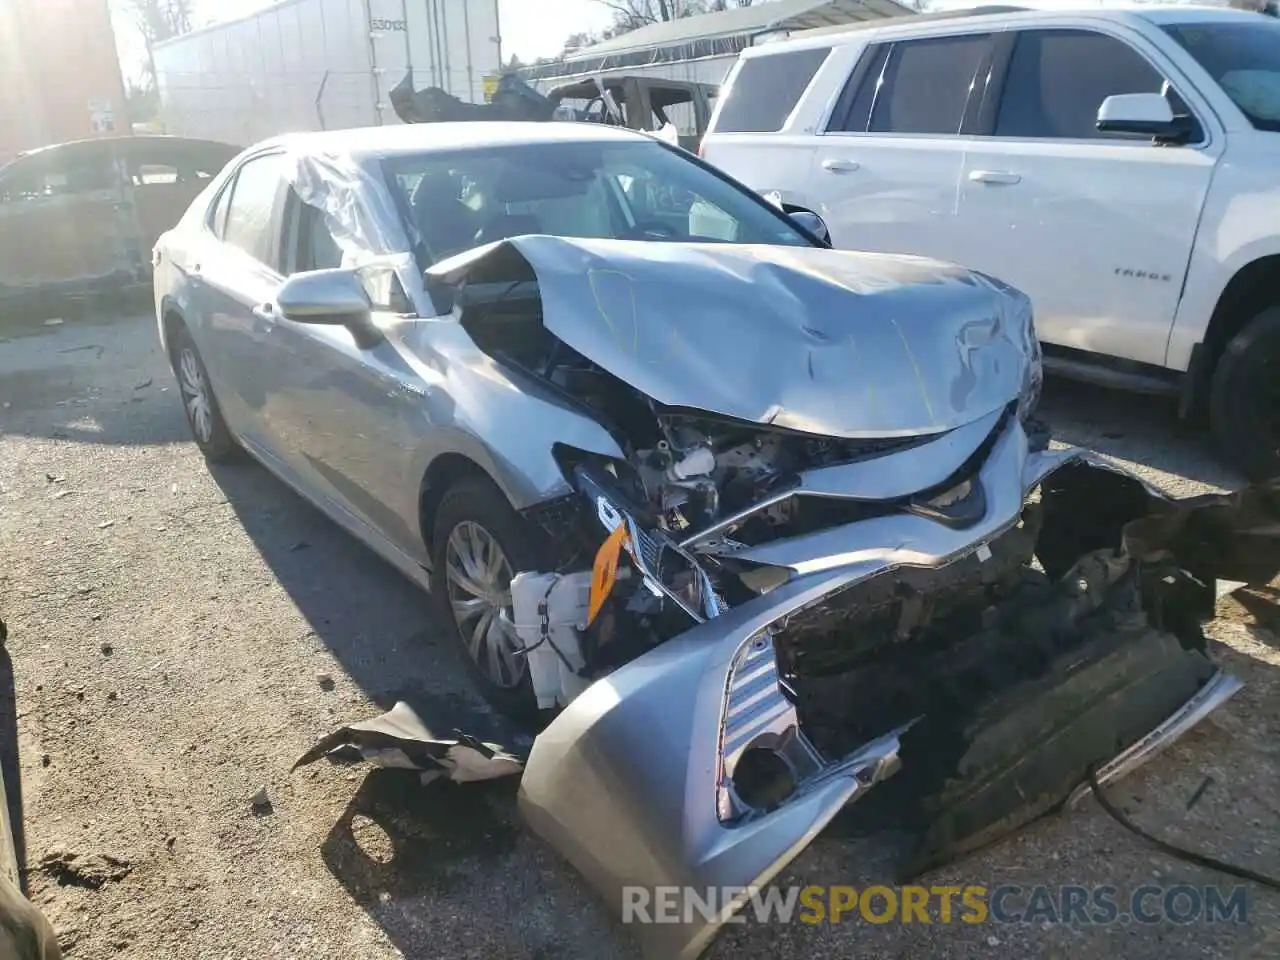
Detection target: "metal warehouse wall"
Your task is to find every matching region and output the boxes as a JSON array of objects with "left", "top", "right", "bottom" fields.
[
  {"left": 0, "top": 0, "right": 129, "bottom": 162},
  {"left": 153, "top": 0, "right": 501, "bottom": 147}
]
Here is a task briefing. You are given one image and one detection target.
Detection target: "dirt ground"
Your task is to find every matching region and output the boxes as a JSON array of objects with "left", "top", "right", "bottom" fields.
[{"left": 0, "top": 309, "right": 1277, "bottom": 960}]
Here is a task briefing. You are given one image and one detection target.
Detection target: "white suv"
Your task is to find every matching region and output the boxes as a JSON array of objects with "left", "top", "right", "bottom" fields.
[{"left": 700, "top": 6, "right": 1280, "bottom": 480}]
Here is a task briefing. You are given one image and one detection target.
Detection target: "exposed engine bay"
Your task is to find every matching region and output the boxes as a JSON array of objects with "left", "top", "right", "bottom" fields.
[{"left": 414, "top": 235, "right": 1277, "bottom": 960}]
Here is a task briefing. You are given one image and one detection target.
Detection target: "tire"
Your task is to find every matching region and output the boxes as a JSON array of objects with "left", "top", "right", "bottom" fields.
[
  {"left": 431, "top": 476, "right": 546, "bottom": 721},
  {"left": 169, "top": 324, "right": 239, "bottom": 463},
  {"left": 1209, "top": 305, "right": 1280, "bottom": 482}
]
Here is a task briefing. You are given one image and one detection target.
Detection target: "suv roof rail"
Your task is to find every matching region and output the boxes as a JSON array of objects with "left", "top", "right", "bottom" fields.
[{"left": 791, "top": 5, "right": 1032, "bottom": 41}]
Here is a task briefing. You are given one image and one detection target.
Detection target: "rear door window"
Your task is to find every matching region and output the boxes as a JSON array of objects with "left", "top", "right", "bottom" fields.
[
  {"left": 714, "top": 47, "right": 832, "bottom": 133},
  {"left": 994, "top": 29, "right": 1168, "bottom": 140},
  {"left": 221, "top": 153, "right": 286, "bottom": 267},
  {"left": 285, "top": 193, "right": 344, "bottom": 274},
  {"left": 866, "top": 34, "right": 993, "bottom": 135}
]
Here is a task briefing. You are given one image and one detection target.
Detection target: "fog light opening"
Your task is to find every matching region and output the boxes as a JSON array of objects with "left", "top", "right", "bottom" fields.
[{"left": 732, "top": 745, "right": 798, "bottom": 812}]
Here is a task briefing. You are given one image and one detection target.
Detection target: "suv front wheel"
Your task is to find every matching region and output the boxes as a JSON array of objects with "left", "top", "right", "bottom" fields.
[{"left": 1209, "top": 305, "right": 1280, "bottom": 483}]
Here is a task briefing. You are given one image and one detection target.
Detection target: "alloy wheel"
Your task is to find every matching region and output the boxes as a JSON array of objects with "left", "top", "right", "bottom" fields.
[
  {"left": 444, "top": 520, "right": 525, "bottom": 688},
  {"left": 177, "top": 347, "right": 213, "bottom": 443}
]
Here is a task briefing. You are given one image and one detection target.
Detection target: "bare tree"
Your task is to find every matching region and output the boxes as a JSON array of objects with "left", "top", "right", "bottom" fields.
[
  {"left": 130, "top": 0, "right": 194, "bottom": 45},
  {"left": 128, "top": 0, "right": 195, "bottom": 87},
  {"left": 592, "top": 0, "right": 755, "bottom": 29}
]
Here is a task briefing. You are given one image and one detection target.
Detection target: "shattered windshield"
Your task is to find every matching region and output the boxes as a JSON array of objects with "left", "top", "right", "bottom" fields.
[
  {"left": 1164, "top": 20, "right": 1280, "bottom": 132},
  {"left": 381, "top": 139, "right": 816, "bottom": 267}
]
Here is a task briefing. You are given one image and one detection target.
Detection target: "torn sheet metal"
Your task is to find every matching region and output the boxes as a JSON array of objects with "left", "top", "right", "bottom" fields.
[
  {"left": 283, "top": 150, "right": 426, "bottom": 310},
  {"left": 389, "top": 71, "right": 556, "bottom": 125},
  {"left": 293, "top": 702, "right": 522, "bottom": 786},
  {"left": 427, "top": 235, "right": 1040, "bottom": 438}
]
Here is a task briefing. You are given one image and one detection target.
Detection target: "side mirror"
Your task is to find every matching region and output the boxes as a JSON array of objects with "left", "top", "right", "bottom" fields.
[
  {"left": 788, "top": 209, "right": 830, "bottom": 246},
  {"left": 277, "top": 268, "right": 370, "bottom": 323},
  {"left": 1097, "top": 93, "right": 1189, "bottom": 142},
  {"left": 276, "top": 268, "right": 380, "bottom": 345}
]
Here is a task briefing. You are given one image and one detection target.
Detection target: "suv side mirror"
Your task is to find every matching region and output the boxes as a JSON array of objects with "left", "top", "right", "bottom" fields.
[
  {"left": 1097, "top": 93, "right": 1191, "bottom": 142},
  {"left": 788, "top": 209, "right": 830, "bottom": 245},
  {"left": 276, "top": 268, "right": 380, "bottom": 346}
]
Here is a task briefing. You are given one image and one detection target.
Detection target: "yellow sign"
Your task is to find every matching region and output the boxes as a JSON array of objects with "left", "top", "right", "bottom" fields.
[{"left": 482, "top": 75, "right": 501, "bottom": 103}]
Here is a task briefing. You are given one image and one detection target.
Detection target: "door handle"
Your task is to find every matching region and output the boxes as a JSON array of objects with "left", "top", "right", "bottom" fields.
[
  {"left": 969, "top": 170, "right": 1021, "bottom": 185},
  {"left": 821, "top": 158, "right": 860, "bottom": 173}
]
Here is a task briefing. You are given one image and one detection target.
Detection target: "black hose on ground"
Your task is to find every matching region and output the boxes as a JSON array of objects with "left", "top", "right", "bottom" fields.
[{"left": 1087, "top": 765, "right": 1280, "bottom": 891}]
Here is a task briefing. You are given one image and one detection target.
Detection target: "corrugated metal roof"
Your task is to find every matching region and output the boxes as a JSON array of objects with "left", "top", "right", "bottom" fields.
[{"left": 576, "top": 0, "right": 913, "bottom": 56}]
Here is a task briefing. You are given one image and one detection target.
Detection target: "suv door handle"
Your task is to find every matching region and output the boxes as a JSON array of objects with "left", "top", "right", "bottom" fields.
[
  {"left": 969, "top": 170, "right": 1021, "bottom": 185},
  {"left": 821, "top": 158, "right": 860, "bottom": 173}
]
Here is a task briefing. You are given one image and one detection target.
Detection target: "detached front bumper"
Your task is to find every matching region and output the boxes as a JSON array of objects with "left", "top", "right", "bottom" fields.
[
  {"left": 519, "top": 421, "right": 1273, "bottom": 958},
  {"left": 519, "top": 560, "right": 910, "bottom": 960}
]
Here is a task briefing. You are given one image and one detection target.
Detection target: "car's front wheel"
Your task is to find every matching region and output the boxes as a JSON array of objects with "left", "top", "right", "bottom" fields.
[
  {"left": 431, "top": 477, "right": 545, "bottom": 720},
  {"left": 1209, "top": 305, "right": 1280, "bottom": 482},
  {"left": 170, "top": 324, "right": 239, "bottom": 463}
]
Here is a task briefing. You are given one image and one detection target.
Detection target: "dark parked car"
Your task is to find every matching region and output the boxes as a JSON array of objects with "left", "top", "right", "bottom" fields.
[{"left": 0, "top": 135, "right": 237, "bottom": 317}]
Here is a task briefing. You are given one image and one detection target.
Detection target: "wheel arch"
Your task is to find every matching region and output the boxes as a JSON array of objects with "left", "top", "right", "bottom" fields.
[
  {"left": 1183, "top": 253, "right": 1280, "bottom": 414},
  {"left": 159, "top": 297, "right": 186, "bottom": 359},
  {"left": 418, "top": 453, "right": 504, "bottom": 556},
  {"left": 1203, "top": 254, "right": 1280, "bottom": 368}
]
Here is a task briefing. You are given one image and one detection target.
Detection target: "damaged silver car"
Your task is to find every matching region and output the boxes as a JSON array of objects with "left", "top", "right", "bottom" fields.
[{"left": 154, "top": 123, "right": 1276, "bottom": 959}]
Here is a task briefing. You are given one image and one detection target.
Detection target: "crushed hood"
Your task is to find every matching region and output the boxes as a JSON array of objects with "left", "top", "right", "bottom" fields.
[{"left": 428, "top": 236, "right": 1039, "bottom": 438}]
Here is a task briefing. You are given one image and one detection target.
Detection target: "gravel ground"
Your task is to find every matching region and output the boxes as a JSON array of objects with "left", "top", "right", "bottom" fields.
[{"left": 0, "top": 310, "right": 1276, "bottom": 959}]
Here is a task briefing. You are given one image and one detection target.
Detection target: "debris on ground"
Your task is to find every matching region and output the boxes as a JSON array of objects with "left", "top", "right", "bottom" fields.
[
  {"left": 292, "top": 701, "right": 523, "bottom": 786},
  {"left": 250, "top": 787, "right": 273, "bottom": 814},
  {"left": 38, "top": 850, "right": 131, "bottom": 890}
]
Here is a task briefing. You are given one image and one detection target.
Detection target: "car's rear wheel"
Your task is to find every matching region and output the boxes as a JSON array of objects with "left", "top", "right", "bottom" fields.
[
  {"left": 431, "top": 477, "right": 544, "bottom": 720},
  {"left": 1209, "top": 305, "right": 1280, "bottom": 482},
  {"left": 170, "top": 324, "right": 238, "bottom": 463}
]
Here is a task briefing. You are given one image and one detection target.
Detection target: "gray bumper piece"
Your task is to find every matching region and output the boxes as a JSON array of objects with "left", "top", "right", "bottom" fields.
[
  {"left": 519, "top": 421, "right": 1077, "bottom": 959},
  {"left": 518, "top": 560, "right": 909, "bottom": 960},
  {"left": 518, "top": 419, "right": 1254, "bottom": 958}
]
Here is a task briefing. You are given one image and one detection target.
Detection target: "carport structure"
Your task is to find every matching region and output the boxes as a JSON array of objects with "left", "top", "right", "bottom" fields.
[{"left": 520, "top": 0, "right": 914, "bottom": 88}]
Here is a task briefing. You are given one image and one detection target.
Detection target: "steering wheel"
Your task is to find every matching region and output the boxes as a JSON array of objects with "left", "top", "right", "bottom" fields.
[{"left": 630, "top": 220, "right": 681, "bottom": 241}]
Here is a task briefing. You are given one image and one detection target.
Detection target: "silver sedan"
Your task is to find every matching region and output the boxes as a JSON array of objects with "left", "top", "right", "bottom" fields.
[{"left": 154, "top": 121, "right": 1261, "bottom": 959}]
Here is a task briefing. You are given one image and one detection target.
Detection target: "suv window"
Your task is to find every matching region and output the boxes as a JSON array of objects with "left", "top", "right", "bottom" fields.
[
  {"left": 995, "top": 30, "right": 1167, "bottom": 140},
  {"left": 221, "top": 153, "right": 285, "bottom": 266},
  {"left": 715, "top": 47, "right": 831, "bottom": 133},
  {"left": 864, "top": 35, "right": 992, "bottom": 135},
  {"left": 1164, "top": 21, "right": 1280, "bottom": 133}
]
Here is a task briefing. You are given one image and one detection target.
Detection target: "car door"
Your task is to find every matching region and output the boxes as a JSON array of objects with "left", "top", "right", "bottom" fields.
[
  {"left": 806, "top": 31, "right": 996, "bottom": 262},
  {"left": 956, "top": 26, "right": 1220, "bottom": 367},
  {"left": 262, "top": 190, "right": 428, "bottom": 560},
  {"left": 0, "top": 144, "right": 134, "bottom": 296},
  {"left": 190, "top": 151, "right": 290, "bottom": 450}
]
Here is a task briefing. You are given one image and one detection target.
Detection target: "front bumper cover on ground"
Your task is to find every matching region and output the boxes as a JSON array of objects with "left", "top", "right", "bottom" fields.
[{"left": 518, "top": 421, "right": 1275, "bottom": 958}]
